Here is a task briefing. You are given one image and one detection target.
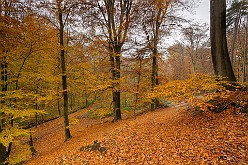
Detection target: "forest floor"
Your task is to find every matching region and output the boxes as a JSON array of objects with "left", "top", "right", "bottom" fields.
[{"left": 19, "top": 104, "right": 248, "bottom": 165}]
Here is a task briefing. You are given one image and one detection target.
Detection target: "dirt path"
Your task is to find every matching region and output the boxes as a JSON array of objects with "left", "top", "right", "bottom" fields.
[{"left": 22, "top": 104, "right": 248, "bottom": 165}]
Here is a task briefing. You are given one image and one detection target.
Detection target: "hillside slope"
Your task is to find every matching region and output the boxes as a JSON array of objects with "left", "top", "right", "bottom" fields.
[{"left": 23, "top": 105, "right": 248, "bottom": 165}]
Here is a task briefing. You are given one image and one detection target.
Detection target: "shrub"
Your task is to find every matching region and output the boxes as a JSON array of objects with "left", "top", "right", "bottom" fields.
[{"left": 147, "top": 74, "right": 246, "bottom": 113}]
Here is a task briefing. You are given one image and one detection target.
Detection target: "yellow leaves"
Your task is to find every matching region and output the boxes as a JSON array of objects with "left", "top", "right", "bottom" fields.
[
  {"left": 0, "top": 107, "right": 46, "bottom": 120},
  {"left": 8, "top": 144, "right": 31, "bottom": 165},
  {"left": 0, "top": 126, "right": 30, "bottom": 147},
  {"left": 0, "top": 89, "right": 36, "bottom": 100},
  {"left": 89, "top": 107, "right": 113, "bottom": 119},
  {"left": 147, "top": 73, "right": 239, "bottom": 112},
  {"left": 0, "top": 90, "right": 44, "bottom": 119},
  {"left": 91, "top": 84, "right": 111, "bottom": 92},
  {"left": 69, "top": 117, "right": 79, "bottom": 126}
]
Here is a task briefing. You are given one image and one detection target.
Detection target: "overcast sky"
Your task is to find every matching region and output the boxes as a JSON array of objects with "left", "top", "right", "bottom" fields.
[
  {"left": 163, "top": 0, "right": 210, "bottom": 49},
  {"left": 192, "top": 0, "right": 210, "bottom": 25}
]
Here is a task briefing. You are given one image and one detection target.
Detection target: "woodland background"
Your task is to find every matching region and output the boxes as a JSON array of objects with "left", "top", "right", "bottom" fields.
[{"left": 0, "top": 0, "right": 248, "bottom": 164}]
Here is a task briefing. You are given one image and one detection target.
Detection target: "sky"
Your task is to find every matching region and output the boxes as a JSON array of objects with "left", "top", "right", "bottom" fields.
[
  {"left": 192, "top": 0, "right": 210, "bottom": 25},
  {"left": 162, "top": 0, "right": 211, "bottom": 50}
]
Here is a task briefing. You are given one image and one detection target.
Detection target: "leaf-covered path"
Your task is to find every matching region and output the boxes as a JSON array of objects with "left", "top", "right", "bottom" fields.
[{"left": 23, "top": 105, "right": 248, "bottom": 164}]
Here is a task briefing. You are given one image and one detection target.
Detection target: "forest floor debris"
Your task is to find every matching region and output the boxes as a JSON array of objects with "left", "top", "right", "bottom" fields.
[{"left": 22, "top": 104, "right": 248, "bottom": 165}]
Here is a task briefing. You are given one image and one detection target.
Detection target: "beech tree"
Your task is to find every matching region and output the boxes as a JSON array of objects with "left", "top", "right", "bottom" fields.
[
  {"left": 138, "top": 0, "right": 172, "bottom": 110},
  {"left": 210, "top": 0, "right": 236, "bottom": 81},
  {"left": 34, "top": 0, "right": 76, "bottom": 141},
  {"left": 0, "top": 1, "right": 24, "bottom": 163},
  {"left": 56, "top": 0, "right": 72, "bottom": 141},
  {"left": 90, "top": 0, "right": 133, "bottom": 121},
  {"left": 0, "top": 12, "right": 61, "bottom": 162}
]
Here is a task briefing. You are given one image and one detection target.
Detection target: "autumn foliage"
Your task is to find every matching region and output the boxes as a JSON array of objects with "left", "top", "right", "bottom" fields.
[
  {"left": 0, "top": 0, "right": 248, "bottom": 164},
  {"left": 148, "top": 73, "right": 248, "bottom": 113}
]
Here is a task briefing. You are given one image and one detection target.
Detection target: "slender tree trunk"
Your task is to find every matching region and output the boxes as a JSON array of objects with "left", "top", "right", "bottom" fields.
[
  {"left": 108, "top": 45, "right": 117, "bottom": 120},
  {"left": 5, "top": 45, "right": 33, "bottom": 159},
  {"left": 210, "top": 0, "right": 236, "bottom": 81},
  {"left": 0, "top": 62, "right": 7, "bottom": 164},
  {"left": 103, "top": 0, "right": 132, "bottom": 120},
  {"left": 85, "top": 93, "right": 88, "bottom": 107},
  {"left": 0, "top": 69, "right": 7, "bottom": 164},
  {"left": 35, "top": 86, "right": 39, "bottom": 128},
  {"left": 242, "top": 15, "right": 248, "bottom": 82},
  {"left": 28, "top": 131, "right": 37, "bottom": 156},
  {"left": 109, "top": 46, "right": 121, "bottom": 121},
  {"left": 151, "top": 9, "right": 161, "bottom": 110},
  {"left": 237, "top": 56, "right": 241, "bottom": 80},
  {"left": 113, "top": 46, "right": 121, "bottom": 120},
  {"left": 151, "top": 51, "right": 158, "bottom": 110},
  {"left": 189, "top": 40, "right": 197, "bottom": 73},
  {"left": 58, "top": 6, "right": 72, "bottom": 141},
  {"left": 57, "top": 86, "right": 61, "bottom": 116},
  {"left": 70, "top": 94, "right": 73, "bottom": 111},
  {"left": 108, "top": 44, "right": 122, "bottom": 121},
  {"left": 134, "top": 56, "right": 142, "bottom": 119}
]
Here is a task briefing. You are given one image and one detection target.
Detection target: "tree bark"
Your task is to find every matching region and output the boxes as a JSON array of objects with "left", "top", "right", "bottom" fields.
[
  {"left": 134, "top": 55, "right": 143, "bottom": 119},
  {"left": 113, "top": 45, "right": 121, "bottom": 120},
  {"left": 151, "top": 51, "right": 159, "bottom": 110},
  {"left": 0, "top": 61, "right": 8, "bottom": 164},
  {"left": 242, "top": 14, "right": 248, "bottom": 82},
  {"left": 151, "top": 8, "right": 162, "bottom": 110},
  {"left": 210, "top": 0, "right": 236, "bottom": 81},
  {"left": 103, "top": 0, "right": 132, "bottom": 121},
  {"left": 0, "top": 143, "right": 7, "bottom": 165},
  {"left": 58, "top": 3, "right": 72, "bottom": 141}
]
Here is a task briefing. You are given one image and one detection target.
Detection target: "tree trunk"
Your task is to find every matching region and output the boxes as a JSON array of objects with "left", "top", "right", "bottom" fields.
[
  {"left": 103, "top": 0, "right": 132, "bottom": 120},
  {"left": 134, "top": 56, "right": 143, "bottom": 119},
  {"left": 242, "top": 14, "right": 248, "bottom": 82},
  {"left": 151, "top": 9, "right": 161, "bottom": 110},
  {"left": 28, "top": 131, "right": 37, "bottom": 156},
  {"left": 113, "top": 46, "right": 121, "bottom": 120},
  {"left": 151, "top": 52, "right": 158, "bottom": 110},
  {"left": 0, "top": 62, "right": 8, "bottom": 164},
  {"left": 0, "top": 143, "right": 7, "bottom": 165},
  {"left": 58, "top": 7, "right": 72, "bottom": 141},
  {"left": 85, "top": 93, "right": 88, "bottom": 107},
  {"left": 210, "top": 0, "right": 236, "bottom": 81},
  {"left": 57, "top": 86, "right": 61, "bottom": 116}
]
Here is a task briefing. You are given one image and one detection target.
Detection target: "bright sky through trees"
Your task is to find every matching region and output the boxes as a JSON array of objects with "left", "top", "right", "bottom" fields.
[
  {"left": 193, "top": 0, "right": 210, "bottom": 25},
  {"left": 163, "top": 0, "right": 210, "bottom": 48}
]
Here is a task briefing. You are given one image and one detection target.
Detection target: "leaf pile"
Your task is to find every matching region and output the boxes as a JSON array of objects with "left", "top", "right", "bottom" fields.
[{"left": 24, "top": 105, "right": 248, "bottom": 165}]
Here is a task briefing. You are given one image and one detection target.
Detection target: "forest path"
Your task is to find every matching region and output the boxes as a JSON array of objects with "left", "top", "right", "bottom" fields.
[{"left": 23, "top": 104, "right": 248, "bottom": 165}]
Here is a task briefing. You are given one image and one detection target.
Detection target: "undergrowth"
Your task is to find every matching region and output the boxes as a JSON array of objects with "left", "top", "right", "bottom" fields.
[{"left": 148, "top": 73, "right": 248, "bottom": 114}]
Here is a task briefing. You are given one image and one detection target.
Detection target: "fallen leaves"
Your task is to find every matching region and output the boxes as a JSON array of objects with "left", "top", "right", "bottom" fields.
[{"left": 23, "top": 105, "right": 248, "bottom": 165}]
